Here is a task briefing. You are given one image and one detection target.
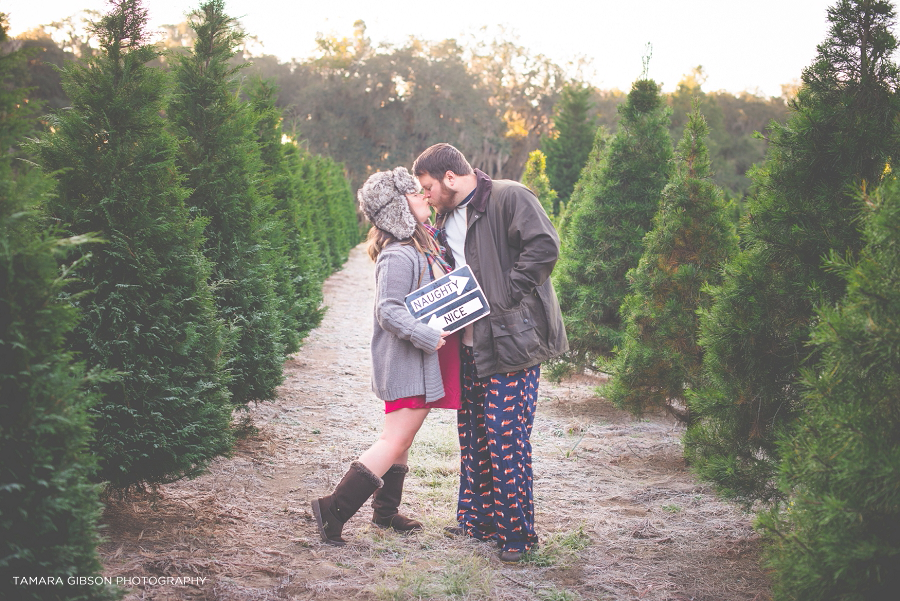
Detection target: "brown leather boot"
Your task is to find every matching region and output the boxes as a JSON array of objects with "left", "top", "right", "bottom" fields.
[
  {"left": 311, "top": 461, "right": 383, "bottom": 546},
  {"left": 371, "top": 464, "right": 423, "bottom": 532}
]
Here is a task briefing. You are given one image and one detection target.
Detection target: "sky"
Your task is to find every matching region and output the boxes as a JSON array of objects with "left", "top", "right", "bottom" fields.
[{"left": 6, "top": 0, "right": 842, "bottom": 97}]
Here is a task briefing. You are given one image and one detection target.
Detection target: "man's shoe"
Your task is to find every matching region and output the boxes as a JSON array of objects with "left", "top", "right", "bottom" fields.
[
  {"left": 443, "top": 525, "right": 465, "bottom": 537},
  {"left": 499, "top": 549, "right": 524, "bottom": 563},
  {"left": 499, "top": 543, "right": 538, "bottom": 563}
]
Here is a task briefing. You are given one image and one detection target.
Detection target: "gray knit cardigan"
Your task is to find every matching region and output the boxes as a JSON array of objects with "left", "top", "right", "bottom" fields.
[{"left": 370, "top": 242, "right": 445, "bottom": 402}]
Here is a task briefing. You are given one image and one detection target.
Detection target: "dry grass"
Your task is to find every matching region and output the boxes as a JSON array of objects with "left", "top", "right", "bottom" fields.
[{"left": 97, "top": 245, "right": 771, "bottom": 601}]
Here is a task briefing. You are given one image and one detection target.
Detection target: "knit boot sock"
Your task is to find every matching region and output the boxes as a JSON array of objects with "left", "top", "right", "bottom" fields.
[
  {"left": 372, "top": 464, "right": 423, "bottom": 532},
  {"left": 312, "top": 461, "right": 383, "bottom": 546}
]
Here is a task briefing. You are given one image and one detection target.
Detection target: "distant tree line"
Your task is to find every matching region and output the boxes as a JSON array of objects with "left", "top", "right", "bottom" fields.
[
  {"left": 1, "top": 1, "right": 358, "bottom": 598},
  {"left": 14, "top": 14, "right": 788, "bottom": 196}
]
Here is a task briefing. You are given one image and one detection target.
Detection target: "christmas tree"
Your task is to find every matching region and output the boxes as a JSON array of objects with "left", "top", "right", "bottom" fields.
[
  {"left": 686, "top": 0, "right": 900, "bottom": 502},
  {"left": 758, "top": 178, "right": 900, "bottom": 600},
  {"left": 555, "top": 78, "right": 674, "bottom": 364},
  {"left": 0, "top": 14, "right": 117, "bottom": 599},
  {"left": 33, "top": 0, "right": 234, "bottom": 489},
  {"left": 521, "top": 149, "right": 558, "bottom": 218},
  {"left": 170, "top": 0, "right": 286, "bottom": 405},
  {"left": 609, "top": 104, "right": 737, "bottom": 423},
  {"left": 543, "top": 83, "right": 596, "bottom": 215}
]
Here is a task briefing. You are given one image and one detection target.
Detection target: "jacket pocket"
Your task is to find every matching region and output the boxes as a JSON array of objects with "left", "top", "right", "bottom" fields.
[{"left": 490, "top": 308, "right": 541, "bottom": 369}]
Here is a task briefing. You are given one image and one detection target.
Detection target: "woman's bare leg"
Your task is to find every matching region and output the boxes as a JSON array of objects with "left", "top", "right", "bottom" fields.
[{"left": 357, "top": 407, "right": 429, "bottom": 476}]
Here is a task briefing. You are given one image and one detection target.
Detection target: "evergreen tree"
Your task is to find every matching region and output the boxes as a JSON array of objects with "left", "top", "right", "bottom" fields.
[
  {"left": 305, "top": 153, "right": 360, "bottom": 271},
  {"left": 32, "top": 0, "right": 234, "bottom": 489},
  {"left": 554, "top": 79, "right": 674, "bottom": 364},
  {"left": 556, "top": 126, "right": 609, "bottom": 240},
  {"left": 247, "top": 77, "right": 307, "bottom": 353},
  {"left": 757, "top": 179, "right": 900, "bottom": 600},
  {"left": 0, "top": 203, "right": 116, "bottom": 601},
  {"left": 291, "top": 151, "right": 333, "bottom": 272},
  {"left": 666, "top": 68, "right": 739, "bottom": 196},
  {"left": 543, "top": 83, "right": 596, "bottom": 215},
  {"left": 282, "top": 144, "right": 327, "bottom": 320},
  {"left": 0, "top": 16, "right": 117, "bottom": 600},
  {"left": 170, "top": 0, "right": 286, "bottom": 405},
  {"left": 520, "top": 149, "right": 558, "bottom": 218},
  {"left": 319, "top": 155, "right": 358, "bottom": 268},
  {"left": 608, "top": 105, "right": 738, "bottom": 423},
  {"left": 286, "top": 146, "right": 360, "bottom": 280},
  {"left": 686, "top": 0, "right": 900, "bottom": 502}
]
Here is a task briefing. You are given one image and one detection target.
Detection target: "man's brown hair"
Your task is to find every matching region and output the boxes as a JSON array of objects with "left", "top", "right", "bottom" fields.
[{"left": 412, "top": 143, "right": 473, "bottom": 180}]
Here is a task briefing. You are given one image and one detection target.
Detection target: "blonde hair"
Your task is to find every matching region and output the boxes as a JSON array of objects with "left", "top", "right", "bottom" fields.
[{"left": 367, "top": 222, "right": 441, "bottom": 262}]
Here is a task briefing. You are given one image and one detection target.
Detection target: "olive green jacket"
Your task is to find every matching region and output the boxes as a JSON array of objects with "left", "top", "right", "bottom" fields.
[{"left": 436, "top": 169, "right": 568, "bottom": 376}]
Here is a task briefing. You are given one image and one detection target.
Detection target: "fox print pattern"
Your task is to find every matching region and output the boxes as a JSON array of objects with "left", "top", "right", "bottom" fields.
[{"left": 455, "top": 345, "right": 539, "bottom": 553}]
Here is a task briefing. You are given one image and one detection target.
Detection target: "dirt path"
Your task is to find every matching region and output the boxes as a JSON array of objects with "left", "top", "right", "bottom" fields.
[{"left": 99, "top": 244, "right": 771, "bottom": 601}]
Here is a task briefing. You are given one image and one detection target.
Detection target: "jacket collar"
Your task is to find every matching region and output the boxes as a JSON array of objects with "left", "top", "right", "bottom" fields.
[
  {"left": 469, "top": 168, "right": 492, "bottom": 212},
  {"left": 435, "top": 169, "right": 492, "bottom": 227}
]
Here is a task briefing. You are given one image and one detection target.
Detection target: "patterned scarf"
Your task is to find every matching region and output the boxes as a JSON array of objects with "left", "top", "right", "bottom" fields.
[{"left": 422, "top": 222, "right": 453, "bottom": 276}]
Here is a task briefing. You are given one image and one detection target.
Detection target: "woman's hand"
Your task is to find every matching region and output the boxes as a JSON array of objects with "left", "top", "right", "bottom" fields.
[{"left": 436, "top": 330, "right": 451, "bottom": 350}]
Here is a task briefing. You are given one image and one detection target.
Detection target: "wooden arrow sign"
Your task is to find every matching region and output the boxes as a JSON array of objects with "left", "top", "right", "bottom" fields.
[{"left": 405, "top": 265, "right": 491, "bottom": 333}]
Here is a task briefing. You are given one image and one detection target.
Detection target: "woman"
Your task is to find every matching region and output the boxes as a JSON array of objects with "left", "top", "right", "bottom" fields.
[{"left": 311, "top": 167, "right": 461, "bottom": 546}]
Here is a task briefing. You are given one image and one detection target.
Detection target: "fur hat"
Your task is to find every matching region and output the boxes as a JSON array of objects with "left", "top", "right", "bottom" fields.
[{"left": 357, "top": 167, "right": 419, "bottom": 239}]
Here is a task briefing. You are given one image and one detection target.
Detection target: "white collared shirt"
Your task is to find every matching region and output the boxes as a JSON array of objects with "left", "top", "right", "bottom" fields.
[
  {"left": 444, "top": 204, "right": 474, "bottom": 346},
  {"left": 445, "top": 205, "right": 468, "bottom": 268}
]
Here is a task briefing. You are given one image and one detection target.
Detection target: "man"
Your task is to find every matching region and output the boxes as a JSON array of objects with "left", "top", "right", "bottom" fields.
[{"left": 412, "top": 143, "right": 568, "bottom": 563}]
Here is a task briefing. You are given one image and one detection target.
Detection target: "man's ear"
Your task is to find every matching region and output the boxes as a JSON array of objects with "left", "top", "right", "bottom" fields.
[{"left": 444, "top": 170, "right": 455, "bottom": 188}]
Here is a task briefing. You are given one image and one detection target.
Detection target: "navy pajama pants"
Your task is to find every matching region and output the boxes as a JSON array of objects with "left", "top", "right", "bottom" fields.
[{"left": 456, "top": 345, "right": 539, "bottom": 553}]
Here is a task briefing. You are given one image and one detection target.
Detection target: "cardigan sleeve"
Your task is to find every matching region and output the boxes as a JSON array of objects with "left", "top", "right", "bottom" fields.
[{"left": 374, "top": 246, "right": 442, "bottom": 354}]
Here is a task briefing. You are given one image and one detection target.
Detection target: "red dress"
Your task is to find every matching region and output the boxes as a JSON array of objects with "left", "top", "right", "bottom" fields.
[{"left": 384, "top": 331, "right": 462, "bottom": 413}]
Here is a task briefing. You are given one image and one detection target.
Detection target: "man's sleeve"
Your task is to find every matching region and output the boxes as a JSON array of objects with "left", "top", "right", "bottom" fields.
[{"left": 505, "top": 187, "right": 561, "bottom": 305}]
